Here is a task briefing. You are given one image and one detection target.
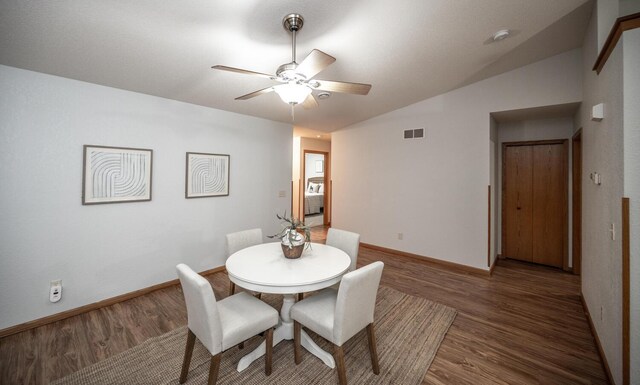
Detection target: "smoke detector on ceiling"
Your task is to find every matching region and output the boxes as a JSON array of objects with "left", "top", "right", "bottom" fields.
[{"left": 492, "top": 29, "right": 511, "bottom": 41}]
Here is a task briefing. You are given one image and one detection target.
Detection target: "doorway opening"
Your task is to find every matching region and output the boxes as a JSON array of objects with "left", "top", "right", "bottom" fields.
[
  {"left": 490, "top": 103, "right": 580, "bottom": 272},
  {"left": 302, "top": 150, "right": 329, "bottom": 227}
]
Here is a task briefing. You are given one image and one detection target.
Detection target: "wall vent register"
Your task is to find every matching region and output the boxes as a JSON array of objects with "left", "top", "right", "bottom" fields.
[{"left": 404, "top": 128, "right": 424, "bottom": 139}]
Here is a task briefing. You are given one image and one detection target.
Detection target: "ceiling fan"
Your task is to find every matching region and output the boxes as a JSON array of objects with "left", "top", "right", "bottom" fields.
[{"left": 212, "top": 13, "right": 372, "bottom": 109}]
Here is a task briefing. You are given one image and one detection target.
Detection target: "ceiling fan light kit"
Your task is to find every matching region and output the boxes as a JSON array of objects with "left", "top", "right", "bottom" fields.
[
  {"left": 212, "top": 13, "right": 371, "bottom": 111},
  {"left": 274, "top": 81, "right": 312, "bottom": 105}
]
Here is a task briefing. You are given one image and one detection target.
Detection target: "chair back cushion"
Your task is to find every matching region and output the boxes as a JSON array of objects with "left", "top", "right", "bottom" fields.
[
  {"left": 225, "top": 228, "right": 263, "bottom": 258},
  {"left": 333, "top": 261, "right": 384, "bottom": 345},
  {"left": 176, "top": 264, "right": 223, "bottom": 355},
  {"left": 326, "top": 228, "right": 360, "bottom": 272}
]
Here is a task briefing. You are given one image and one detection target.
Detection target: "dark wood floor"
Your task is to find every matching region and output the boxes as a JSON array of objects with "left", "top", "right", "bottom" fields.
[
  {"left": 309, "top": 224, "right": 328, "bottom": 242},
  {"left": 361, "top": 249, "right": 607, "bottom": 385},
  {"left": 0, "top": 226, "right": 607, "bottom": 384}
]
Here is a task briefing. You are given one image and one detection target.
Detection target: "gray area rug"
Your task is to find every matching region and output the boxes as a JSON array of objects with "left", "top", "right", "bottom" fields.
[{"left": 52, "top": 286, "right": 456, "bottom": 385}]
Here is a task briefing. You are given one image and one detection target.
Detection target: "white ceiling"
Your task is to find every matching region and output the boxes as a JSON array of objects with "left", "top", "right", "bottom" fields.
[
  {"left": 0, "top": 0, "right": 591, "bottom": 132},
  {"left": 293, "top": 126, "right": 332, "bottom": 141}
]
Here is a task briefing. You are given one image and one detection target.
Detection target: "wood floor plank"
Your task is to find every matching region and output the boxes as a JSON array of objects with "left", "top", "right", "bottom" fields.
[
  {"left": 0, "top": 226, "right": 607, "bottom": 384},
  {"left": 356, "top": 246, "right": 607, "bottom": 385}
]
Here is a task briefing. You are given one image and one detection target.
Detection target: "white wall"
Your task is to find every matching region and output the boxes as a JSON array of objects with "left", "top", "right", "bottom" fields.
[
  {"left": 595, "top": 0, "right": 640, "bottom": 54},
  {"left": 598, "top": 0, "right": 620, "bottom": 51},
  {"left": 331, "top": 49, "right": 582, "bottom": 270},
  {"left": 579, "top": 8, "right": 625, "bottom": 384},
  {"left": 623, "top": 27, "right": 640, "bottom": 385},
  {"left": 497, "top": 117, "right": 575, "bottom": 143},
  {"left": 300, "top": 138, "right": 330, "bottom": 159},
  {"left": 620, "top": 0, "right": 640, "bottom": 17},
  {"left": 0, "top": 65, "right": 292, "bottom": 330},
  {"left": 495, "top": 116, "right": 575, "bottom": 266},
  {"left": 305, "top": 153, "right": 325, "bottom": 187}
]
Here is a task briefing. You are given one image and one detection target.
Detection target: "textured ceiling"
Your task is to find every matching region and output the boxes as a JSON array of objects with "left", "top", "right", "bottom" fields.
[{"left": 0, "top": 0, "right": 591, "bottom": 132}]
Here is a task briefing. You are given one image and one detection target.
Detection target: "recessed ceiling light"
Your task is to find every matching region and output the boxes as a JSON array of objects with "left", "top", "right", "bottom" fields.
[
  {"left": 317, "top": 92, "right": 331, "bottom": 100},
  {"left": 492, "top": 29, "right": 511, "bottom": 41}
]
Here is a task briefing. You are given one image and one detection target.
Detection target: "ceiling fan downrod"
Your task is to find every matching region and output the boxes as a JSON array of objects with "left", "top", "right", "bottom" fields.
[{"left": 283, "top": 13, "right": 304, "bottom": 65}]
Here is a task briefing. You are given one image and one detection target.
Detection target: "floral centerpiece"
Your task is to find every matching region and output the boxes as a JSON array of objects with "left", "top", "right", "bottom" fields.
[{"left": 268, "top": 211, "right": 311, "bottom": 259}]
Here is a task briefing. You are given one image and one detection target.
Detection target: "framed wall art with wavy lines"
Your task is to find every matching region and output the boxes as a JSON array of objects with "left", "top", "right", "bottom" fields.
[
  {"left": 185, "top": 152, "right": 230, "bottom": 198},
  {"left": 82, "top": 145, "right": 153, "bottom": 205}
]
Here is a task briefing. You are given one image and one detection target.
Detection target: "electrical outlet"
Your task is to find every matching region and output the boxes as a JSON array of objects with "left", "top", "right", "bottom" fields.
[
  {"left": 278, "top": 190, "right": 286, "bottom": 198},
  {"left": 397, "top": 233, "right": 403, "bottom": 240},
  {"left": 50, "top": 280, "right": 62, "bottom": 303}
]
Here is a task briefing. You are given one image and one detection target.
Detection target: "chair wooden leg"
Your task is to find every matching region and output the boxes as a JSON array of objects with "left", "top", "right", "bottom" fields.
[
  {"left": 228, "top": 281, "right": 235, "bottom": 297},
  {"left": 333, "top": 344, "right": 348, "bottom": 385},
  {"left": 265, "top": 328, "right": 274, "bottom": 376},
  {"left": 207, "top": 354, "right": 222, "bottom": 385},
  {"left": 366, "top": 323, "right": 380, "bottom": 375},
  {"left": 179, "top": 329, "right": 196, "bottom": 384},
  {"left": 294, "top": 321, "right": 302, "bottom": 364},
  {"left": 297, "top": 293, "right": 304, "bottom": 302}
]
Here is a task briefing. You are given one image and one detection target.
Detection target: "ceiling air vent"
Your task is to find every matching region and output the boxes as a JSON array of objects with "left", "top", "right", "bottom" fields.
[{"left": 404, "top": 128, "right": 424, "bottom": 140}]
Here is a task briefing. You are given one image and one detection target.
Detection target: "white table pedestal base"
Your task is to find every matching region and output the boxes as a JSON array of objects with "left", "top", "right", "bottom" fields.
[{"left": 236, "top": 294, "right": 335, "bottom": 372}]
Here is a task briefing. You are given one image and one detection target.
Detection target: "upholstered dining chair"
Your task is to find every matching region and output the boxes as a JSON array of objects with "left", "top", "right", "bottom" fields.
[
  {"left": 291, "top": 261, "right": 384, "bottom": 385},
  {"left": 298, "top": 228, "right": 361, "bottom": 302},
  {"left": 225, "top": 228, "right": 263, "bottom": 297},
  {"left": 326, "top": 228, "right": 361, "bottom": 272},
  {"left": 176, "top": 264, "right": 278, "bottom": 385}
]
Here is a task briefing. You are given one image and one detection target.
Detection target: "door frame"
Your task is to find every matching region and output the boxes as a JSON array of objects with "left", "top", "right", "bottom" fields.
[
  {"left": 302, "top": 150, "right": 330, "bottom": 226},
  {"left": 572, "top": 129, "right": 582, "bottom": 276},
  {"left": 501, "top": 139, "right": 569, "bottom": 270}
]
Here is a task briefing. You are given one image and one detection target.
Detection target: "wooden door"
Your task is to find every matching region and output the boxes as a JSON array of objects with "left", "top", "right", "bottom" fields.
[
  {"left": 503, "top": 141, "right": 567, "bottom": 269},
  {"left": 503, "top": 145, "right": 533, "bottom": 262},
  {"left": 532, "top": 144, "right": 566, "bottom": 268}
]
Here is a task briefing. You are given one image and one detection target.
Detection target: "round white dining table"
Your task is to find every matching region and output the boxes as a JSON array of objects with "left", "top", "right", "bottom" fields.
[{"left": 226, "top": 242, "right": 350, "bottom": 372}]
